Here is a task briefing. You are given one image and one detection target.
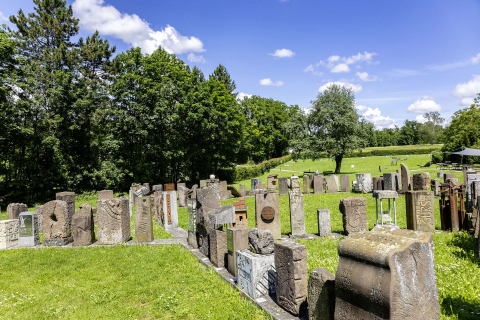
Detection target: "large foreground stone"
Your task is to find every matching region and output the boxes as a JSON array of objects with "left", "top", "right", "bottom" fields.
[
  {"left": 275, "top": 241, "right": 308, "bottom": 316},
  {"left": 255, "top": 193, "right": 281, "bottom": 239},
  {"left": 43, "top": 200, "right": 72, "bottom": 246},
  {"left": 339, "top": 197, "right": 368, "bottom": 236},
  {"left": 7, "top": 203, "right": 28, "bottom": 220},
  {"left": 210, "top": 229, "right": 228, "bottom": 267},
  {"left": 406, "top": 191, "right": 435, "bottom": 232},
  {"left": 335, "top": 227, "right": 440, "bottom": 319},
  {"left": 237, "top": 249, "right": 276, "bottom": 299},
  {"left": 308, "top": 267, "right": 335, "bottom": 320},
  {"left": 289, "top": 190, "right": 306, "bottom": 236},
  {"left": 72, "top": 204, "right": 95, "bottom": 246},
  {"left": 227, "top": 227, "right": 248, "bottom": 276},
  {"left": 0, "top": 220, "right": 19, "bottom": 249},
  {"left": 97, "top": 198, "right": 130, "bottom": 245},
  {"left": 135, "top": 196, "right": 154, "bottom": 243},
  {"left": 317, "top": 209, "right": 331, "bottom": 237}
]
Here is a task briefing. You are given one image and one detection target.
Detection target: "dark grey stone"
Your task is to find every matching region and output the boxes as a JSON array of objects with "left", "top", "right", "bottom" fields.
[
  {"left": 248, "top": 228, "right": 274, "bottom": 254},
  {"left": 308, "top": 267, "right": 335, "bottom": 320}
]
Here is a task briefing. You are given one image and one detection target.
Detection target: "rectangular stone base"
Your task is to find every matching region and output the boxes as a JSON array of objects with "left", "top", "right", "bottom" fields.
[
  {"left": 188, "top": 231, "right": 198, "bottom": 249},
  {"left": 237, "top": 249, "right": 276, "bottom": 299},
  {"left": 43, "top": 236, "right": 73, "bottom": 247}
]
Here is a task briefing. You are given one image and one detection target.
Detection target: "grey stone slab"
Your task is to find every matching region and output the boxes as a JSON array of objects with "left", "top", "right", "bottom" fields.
[
  {"left": 162, "top": 191, "right": 178, "bottom": 230},
  {"left": 178, "top": 186, "right": 189, "bottom": 208},
  {"left": 237, "top": 249, "right": 276, "bottom": 299},
  {"left": 43, "top": 200, "right": 72, "bottom": 243},
  {"left": 401, "top": 163, "right": 411, "bottom": 192},
  {"left": 406, "top": 191, "right": 435, "bottom": 232},
  {"left": 413, "top": 173, "right": 429, "bottom": 191},
  {"left": 356, "top": 173, "right": 372, "bottom": 193},
  {"left": 279, "top": 178, "right": 289, "bottom": 196},
  {"left": 98, "top": 190, "right": 113, "bottom": 201},
  {"left": 227, "top": 227, "right": 249, "bottom": 276},
  {"left": 210, "top": 229, "right": 228, "bottom": 267},
  {"left": 308, "top": 267, "right": 335, "bottom": 320},
  {"left": 240, "top": 184, "right": 246, "bottom": 197},
  {"left": 248, "top": 228, "right": 274, "bottom": 254},
  {"left": 251, "top": 178, "right": 262, "bottom": 190},
  {"left": 383, "top": 173, "right": 396, "bottom": 191},
  {"left": 72, "top": 204, "right": 95, "bottom": 246},
  {"left": 6, "top": 203, "right": 28, "bottom": 220},
  {"left": 255, "top": 193, "right": 281, "bottom": 240},
  {"left": 317, "top": 209, "right": 331, "bottom": 237},
  {"left": 97, "top": 198, "right": 131, "bottom": 245},
  {"left": 339, "top": 197, "right": 368, "bottom": 236},
  {"left": 289, "top": 191, "right": 306, "bottom": 236},
  {"left": 135, "top": 196, "right": 154, "bottom": 243},
  {"left": 324, "top": 175, "right": 338, "bottom": 193},
  {"left": 340, "top": 175, "right": 349, "bottom": 192},
  {"left": 35, "top": 205, "right": 44, "bottom": 233},
  {"left": 303, "top": 175, "right": 310, "bottom": 194},
  {"left": 0, "top": 219, "right": 18, "bottom": 249},
  {"left": 431, "top": 179, "right": 440, "bottom": 196},
  {"left": 209, "top": 205, "right": 235, "bottom": 225},
  {"left": 291, "top": 175, "right": 301, "bottom": 192},
  {"left": 313, "top": 175, "right": 324, "bottom": 194},
  {"left": 56, "top": 192, "right": 75, "bottom": 220}
]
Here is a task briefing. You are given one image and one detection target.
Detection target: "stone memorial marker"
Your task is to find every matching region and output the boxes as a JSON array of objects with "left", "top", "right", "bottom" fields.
[
  {"left": 275, "top": 241, "right": 308, "bottom": 316},
  {"left": 413, "top": 173, "right": 429, "bottom": 191},
  {"left": 233, "top": 198, "right": 248, "bottom": 229},
  {"left": 251, "top": 178, "right": 261, "bottom": 190},
  {"left": 0, "top": 219, "right": 18, "bottom": 249},
  {"left": 187, "top": 198, "right": 197, "bottom": 248},
  {"left": 400, "top": 163, "right": 411, "bottom": 192},
  {"left": 313, "top": 174, "right": 324, "bottom": 194},
  {"left": 255, "top": 193, "right": 281, "bottom": 239},
  {"left": 152, "top": 184, "right": 163, "bottom": 192},
  {"left": 239, "top": 184, "right": 246, "bottom": 197},
  {"left": 383, "top": 173, "right": 397, "bottom": 191},
  {"left": 437, "top": 172, "right": 446, "bottom": 179},
  {"left": 162, "top": 191, "right": 178, "bottom": 230},
  {"left": 340, "top": 174, "right": 349, "bottom": 192},
  {"left": 135, "top": 196, "right": 154, "bottom": 243},
  {"left": 248, "top": 228, "right": 274, "bottom": 254},
  {"left": 445, "top": 177, "right": 459, "bottom": 185},
  {"left": 177, "top": 186, "right": 189, "bottom": 208},
  {"left": 218, "top": 181, "right": 230, "bottom": 201},
  {"left": 7, "top": 203, "right": 28, "bottom": 220},
  {"left": 237, "top": 249, "right": 276, "bottom": 299},
  {"left": 308, "top": 267, "right": 335, "bottom": 320},
  {"left": 431, "top": 179, "right": 440, "bottom": 196},
  {"left": 303, "top": 175, "right": 311, "bottom": 194},
  {"left": 267, "top": 174, "right": 279, "bottom": 189},
  {"left": 210, "top": 229, "right": 228, "bottom": 267},
  {"left": 227, "top": 227, "right": 248, "bottom": 276},
  {"left": 278, "top": 178, "right": 289, "bottom": 196},
  {"left": 396, "top": 169, "right": 402, "bottom": 190},
  {"left": 444, "top": 173, "right": 455, "bottom": 182},
  {"left": 72, "top": 204, "right": 94, "bottom": 246},
  {"left": 289, "top": 191, "right": 306, "bottom": 236},
  {"left": 471, "top": 182, "right": 480, "bottom": 212},
  {"left": 339, "top": 197, "right": 368, "bottom": 236},
  {"left": 35, "top": 205, "right": 44, "bottom": 233},
  {"left": 97, "top": 198, "right": 130, "bottom": 245},
  {"left": 196, "top": 187, "right": 222, "bottom": 257},
  {"left": 356, "top": 173, "right": 373, "bottom": 193},
  {"left": 164, "top": 183, "right": 175, "bottom": 191},
  {"left": 257, "top": 183, "right": 265, "bottom": 190},
  {"left": 200, "top": 180, "right": 207, "bottom": 188},
  {"left": 291, "top": 175, "right": 301, "bottom": 192},
  {"left": 56, "top": 191, "right": 75, "bottom": 220},
  {"left": 335, "top": 227, "right": 440, "bottom": 319},
  {"left": 466, "top": 174, "right": 480, "bottom": 211},
  {"left": 324, "top": 175, "right": 338, "bottom": 193},
  {"left": 43, "top": 200, "right": 73, "bottom": 246},
  {"left": 98, "top": 190, "right": 113, "bottom": 201},
  {"left": 333, "top": 175, "right": 339, "bottom": 190},
  {"left": 372, "top": 177, "right": 381, "bottom": 191},
  {"left": 153, "top": 191, "right": 163, "bottom": 226},
  {"left": 317, "top": 209, "right": 331, "bottom": 237},
  {"left": 406, "top": 190, "right": 435, "bottom": 232},
  {"left": 209, "top": 205, "right": 235, "bottom": 225}
]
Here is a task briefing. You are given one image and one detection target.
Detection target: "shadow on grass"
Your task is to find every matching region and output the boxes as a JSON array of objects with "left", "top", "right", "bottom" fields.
[
  {"left": 441, "top": 296, "right": 480, "bottom": 319},
  {"left": 448, "top": 232, "right": 479, "bottom": 265}
]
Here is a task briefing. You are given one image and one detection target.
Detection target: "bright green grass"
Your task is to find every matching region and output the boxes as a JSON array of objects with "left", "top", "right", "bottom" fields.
[
  {"left": 0, "top": 245, "right": 269, "bottom": 320},
  {"left": 230, "top": 154, "right": 466, "bottom": 191},
  {"left": 362, "top": 144, "right": 443, "bottom": 151}
]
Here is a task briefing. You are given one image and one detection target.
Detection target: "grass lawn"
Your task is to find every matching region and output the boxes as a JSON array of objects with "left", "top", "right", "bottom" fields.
[{"left": 0, "top": 245, "right": 269, "bottom": 320}]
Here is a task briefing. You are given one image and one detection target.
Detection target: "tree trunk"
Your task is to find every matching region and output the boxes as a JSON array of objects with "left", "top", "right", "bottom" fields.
[{"left": 335, "top": 154, "right": 343, "bottom": 174}]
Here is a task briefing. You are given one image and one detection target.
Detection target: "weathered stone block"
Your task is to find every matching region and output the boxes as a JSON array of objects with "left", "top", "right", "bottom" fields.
[
  {"left": 275, "top": 241, "right": 308, "bottom": 316},
  {"left": 289, "top": 190, "right": 306, "bottom": 236},
  {"left": 356, "top": 173, "right": 372, "bottom": 193},
  {"left": 72, "top": 204, "right": 94, "bottom": 246},
  {"left": 313, "top": 175, "right": 324, "bottom": 194},
  {"left": 152, "top": 184, "right": 163, "bottom": 192},
  {"left": 383, "top": 173, "right": 397, "bottom": 191},
  {"left": 335, "top": 227, "right": 440, "bottom": 319},
  {"left": 279, "top": 178, "right": 289, "bottom": 196},
  {"left": 324, "top": 175, "right": 338, "bottom": 193},
  {"left": 267, "top": 174, "right": 279, "bottom": 189},
  {"left": 401, "top": 163, "right": 411, "bottom": 192},
  {"left": 340, "top": 174, "right": 349, "bottom": 192},
  {"left": 303, "top": 175, "right": 311, "bottom": 194},
  {"left": 210, "top": 229, "right": 228, "bottom": 267},
  {"left": 239, "top": 184, "right": 246, "bottom": 197},
  {"left": 237, "top": 249, "right": 276, "bottom": 299},
  {"left": 0, "top": 220, "right": 19, "bottom": 249},
  {"left": 406, "top": 191, "right": 435, "bottom": 232},
  {"left": 43, "top": 200, "right": 72, "bottom": 245},
  {"left": 227, "top": 227, "right": 248, "bottom": 276},
  {"left": 97, "top": 198, "right": 130, "bottom": 245},
  {"left": 135, "top": 196, "right": 154, "bottom": 243},
  {"left": 7, "top": 203, "right": 28, "bottom": 220},
  {"left": 196, "top": 187, "right": 221, "bottom": 257},
  {"left": 413, "top": 173, "right": 429, "bottom": 191},
  {"left": 255, "top": 193, "right": 281, "bottom": 240},
  {"left": 248, "top": 228, "right": 274, "bottom": 254},
  {"left": 431, "top": 179, "right": 440, "bottom": 196},
  {"left": 466, "top": 174, "right": 480, "bottom": 211},
  {"left": 444, "top": 173, "right": 455, "bottom": 182},
  {"left": 153, "top": 191, "right": 163, "bottom": 226},
  {"left": 291, "top": 175, "right": 301, "bottom": 192},
  {"left": 19, "top": 212, "right": 39, "bottom": 247},
  {"left": 162, "top": 191, "right": 178, "bottom": 230},
  {"left": 35, "top": 205, "right": 44, "bottom": 233},
  {"left": 98, "top": 190, "right": 113, "bottom": 201},
  {"left": 178, "top": 186, "right": 189, "bottom": 208},
  {"left": 56, "top": 192, "right": 75, "bottom": 220},
  {"left": 317, "top": 209, "right": 331, "bottom": 237},
  {"left": 209, "top": 205, "right": 235, "bottom": 225},
  {"left": 339, "top": 197, "right": 368, "bottom": 236},
  {"left": 251, "top": 178, "right": 261, "bottom": 190},
  {"left": 308, "top": 267, "right": 335, "bottom": 320}
]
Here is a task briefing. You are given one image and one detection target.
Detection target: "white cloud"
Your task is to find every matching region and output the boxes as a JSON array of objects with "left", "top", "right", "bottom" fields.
[
  {"left": 342, "top": 52, "right": 378, "bottom": 65},
  {"left": 472, "top": 53, "right": 480, "bottom": 64},
  {"left": 460, "top": 97, "right": 475, "bottom": 106},
  {"left": 452, "top": 75, "right": 480, "bottom": 98},
  {"left": 389, "top": 69, "right": 423, "bottom": 77},
  {"left": 327, "top": 55, "right": 341, "bottom": 63},
  {"left": 415, "top": 114, "right": 427, "bottom": 123},
  {"left": 362, "top": 107, "right": 394, "bottom": 128},
  {"left": 268, "top": 48, "right": 295, "bottom": 58},
  {"left": 356, "top": 71, "right": 379, "bottom": 81},
  {"left": 355, "top": 104, "right": 368, "bottom": 112},
  {"left": 407, "top": 96, "right": 441, "bottom": 113},
  {"left": 318, "top": 81, "right": 362, "bottom": 93},
  {"left": 237, "top": 92, "right": 252, "bottom": 101},
  {"left": 260, "top": 78, "right": 284, "bottom": 86},
  {"left": 72, "top": 0, "right": 205, "bottom": 55},
  {"left": 304, "top": 64, "right": 323, "bottom": 76},
  {"left": 331, "top": 63, "right": 350, "bottom": 73},
  {"left": 0, "top": 11, "right": 7, "bottom": 22},
  {"left": 187, "top": 53, "right": 206, "bottom": 63}
]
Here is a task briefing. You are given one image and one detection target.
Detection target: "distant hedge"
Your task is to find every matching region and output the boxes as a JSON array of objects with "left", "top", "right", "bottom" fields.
[
  {"left": 218, "top": 154, "right": 293, "bottom": 182},
  {"left": 345, "top": 148, "right": 440, "bottom": 158}
]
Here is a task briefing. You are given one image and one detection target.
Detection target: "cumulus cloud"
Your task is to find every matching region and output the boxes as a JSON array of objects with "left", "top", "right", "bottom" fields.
[
  {"left": 0, "top": 11, "right": 7, "bottom": 22},
  {"left": 362, "top": 107, "right": 394, "bottom": 128},
  {"left": 318, "top": 81, "right": 362, "bottom": 93},
  {"left": 268, "top": 48, "right": 295, "bottom": 58},
  {"left": 331, "top": 63, "right": 350, "bottom": 73},
  {"left": 407, "top": 96, "right": 441, "bottom": 113},
  {"left": 304, "top": 64, "right": 323, "bottom": 76},
  {"left": 430, "top": 53, "right": 480, "bottom": 70},
  {"left": 237, "top": 92, "right": 253, "bottom": 101},
  {"left": 260, "top": 78, "right": 284, "bottom": 86},
  {"left": 72, "top": 0, "right": 205, "bottom": 55},
  {"left": 187, "top": 53, "right": 206, "bottom": 63},
  {"left": 355, "top": 104, "right": 368, "bottom": 112},
  {"left": 415, "top": 114, "right": 427, "bottom": 123},
  {"left": 452, "top": 75, "right": 480, "bottom": 99},
  {"left": 472, "top": 53, "right": 480, "bottom": 64},
  {"left": 460, "top": 97, "right": 475, "bottom": 106},
  {"left": 356, "top": 71, "right": 379, "bottom": 81}
]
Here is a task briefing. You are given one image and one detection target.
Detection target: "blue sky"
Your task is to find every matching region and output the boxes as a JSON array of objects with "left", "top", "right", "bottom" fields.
[{"left": 2, "top": 0, "right": 480, "bottom": 128}]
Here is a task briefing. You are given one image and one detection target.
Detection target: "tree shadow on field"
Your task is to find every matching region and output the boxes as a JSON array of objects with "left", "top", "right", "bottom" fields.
[
  {"left": 441, "top": 296, "right": 480, "bottom": 319},
  {"left": 447, "top": 232, "right": 479, "bottom": 266}
]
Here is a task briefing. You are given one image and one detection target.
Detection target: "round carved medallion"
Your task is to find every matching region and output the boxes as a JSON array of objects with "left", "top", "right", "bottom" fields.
[{"left": 261, "top": 206, "right": 275, "bottom": 222}]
